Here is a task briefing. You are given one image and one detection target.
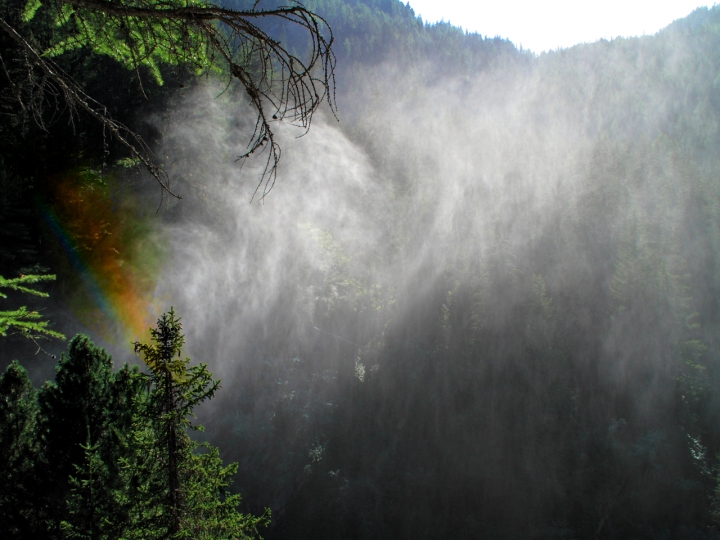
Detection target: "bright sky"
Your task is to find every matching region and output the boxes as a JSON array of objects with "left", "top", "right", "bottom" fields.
[{"left": 406, "top": 1, "right": 718, "bottom": 53}]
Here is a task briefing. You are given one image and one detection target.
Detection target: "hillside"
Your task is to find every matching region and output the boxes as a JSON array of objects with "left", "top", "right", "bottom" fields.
[{"left": 4, "top": 1, "right": 720, "bottom": 538}]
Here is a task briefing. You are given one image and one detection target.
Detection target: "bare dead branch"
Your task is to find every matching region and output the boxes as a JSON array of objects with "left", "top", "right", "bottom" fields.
[
  {"left": 2, "top": 0, "right": 337, "bottom": 201},
  {"left": 0, "top": 17, "right": 180, "bottom": 198}
]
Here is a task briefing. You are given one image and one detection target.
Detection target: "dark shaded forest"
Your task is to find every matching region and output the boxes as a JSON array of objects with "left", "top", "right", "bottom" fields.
[{"left": 4, "top": 1, "right": 720, "bottom": 538}]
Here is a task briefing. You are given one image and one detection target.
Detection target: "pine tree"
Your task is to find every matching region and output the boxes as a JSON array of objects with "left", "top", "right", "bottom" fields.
[
  {"left": 0, "top": 360, "right": 39, "bottom": 538},
  {"left": 53, "top": 345, "right": 149, "bottom": 539},
  {"left": 60, "top": 431, "right": 118, "bottom": 540},
  {"left": 132, "top": 308, "right": 270, "bottom": 539},
  {"left": 35, "top": 335, "right": 115, "bottom": 539}
]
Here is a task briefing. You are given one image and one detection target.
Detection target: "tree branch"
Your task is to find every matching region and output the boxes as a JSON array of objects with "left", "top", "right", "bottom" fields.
[
  {"left": 0, "top": 16, "right": 180, "bottom": 198},
  {"left": 4, "top": 0, "right": 336, "bottom": 200}
]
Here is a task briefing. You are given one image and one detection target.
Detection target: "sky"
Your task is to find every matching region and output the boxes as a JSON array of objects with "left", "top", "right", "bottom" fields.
[{"left": 405, "top": 1, "right": 717, "bottom": 53}]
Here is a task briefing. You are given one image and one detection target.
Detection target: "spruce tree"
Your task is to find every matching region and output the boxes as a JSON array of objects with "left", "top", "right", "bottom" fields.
[
  {"left": 132, "top": 308, "right": 270, "bottom": 539},
  {"left": 35, "top": 335, "right": 115, "bottom": 539},
  {"left": 56, "top": 347, "right": 148, "bottom": 539},
  {"left": 0, "top": 360, "right": 39, "bottom": 538}
]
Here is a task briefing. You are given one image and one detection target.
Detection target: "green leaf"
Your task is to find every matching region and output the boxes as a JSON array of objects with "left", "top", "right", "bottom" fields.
[{"left": 21, "top": 0, "right": 42, "bottom": 22}]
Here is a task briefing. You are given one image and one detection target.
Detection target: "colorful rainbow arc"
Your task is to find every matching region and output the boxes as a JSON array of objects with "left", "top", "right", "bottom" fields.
[{"left": 41, "top": 203, "right": 156, "bottom": 343}]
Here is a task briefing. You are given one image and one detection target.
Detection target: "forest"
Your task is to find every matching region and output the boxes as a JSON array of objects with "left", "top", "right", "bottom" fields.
[{"left": 3, "top": 0, "right": 720, "bottom": 538}]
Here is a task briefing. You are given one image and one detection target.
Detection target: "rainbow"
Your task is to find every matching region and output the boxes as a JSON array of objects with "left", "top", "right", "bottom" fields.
[{"left": 41, "top": 173, "right": 162, "bottom": 344}]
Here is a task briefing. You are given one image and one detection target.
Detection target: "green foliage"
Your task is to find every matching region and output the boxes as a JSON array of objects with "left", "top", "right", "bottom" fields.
[
  {"left": 10, "top": 0, "right": 720, "bottom": 538},
  {"left": 35, "top": 335, "right": 115, "bottom": 538},
  {"left": 0, "top": 360, "right": 38, "bottom": 538},
  {"left": 61, "top": 434, "right": 119, "bottom": 540},
  {"left": 24, "top": 0, "right": 213, "bottom": 86},
  {"left": 0, "top": 323, "right": 267, "bottom": 538},
  {"left": 0, "top": 273, "right": 64, "bottom": 340},
  {"left": 0, "top": 273, "right": 56, "bottom": 298},
  {"left": 132, "top": 308, "right": 269, "bottom": 539},
  {"left": 6, "top": 0, "right": 336, "bottom": 196},
  {"left": 177, "top": 445, "right": 270, "bottom": 539}
]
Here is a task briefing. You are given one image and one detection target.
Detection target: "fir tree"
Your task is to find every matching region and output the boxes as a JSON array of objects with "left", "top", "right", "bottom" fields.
[
  {"left": 60, "top": 430, "right": 118, "bottom": 540},
  {"left": 132, "top": 308, "right": 270, "bottom": 539},
  {"left": 55, "top": 348, "right": 148, "bottom": 539},
  {"left": 0, "top": 360, "right": 39, "bottom": 538},
  {"left": 35, "top": 335, "right": 115, "bottom": 539}
]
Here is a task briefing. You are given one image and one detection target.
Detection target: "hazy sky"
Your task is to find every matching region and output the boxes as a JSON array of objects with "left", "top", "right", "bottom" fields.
[{"left": 406, "top": 1, "right": 717, "bottom": 53}]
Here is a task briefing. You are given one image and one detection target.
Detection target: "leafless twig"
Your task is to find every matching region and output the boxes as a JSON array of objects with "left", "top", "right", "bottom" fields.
[
  {"left": 0, "top": 17, "right": 179, "bottom": 198},
  {"left": 0, "top": 0, "right": 336, "bottom": 201}
]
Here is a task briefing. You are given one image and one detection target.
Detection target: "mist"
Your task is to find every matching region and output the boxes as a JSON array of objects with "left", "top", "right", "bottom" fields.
[
  {"left": 118, "top": 9, "right": 720, "bottom": 536},
  {"left": 2, "top": 3, "right": 718, "bottom": 538}
]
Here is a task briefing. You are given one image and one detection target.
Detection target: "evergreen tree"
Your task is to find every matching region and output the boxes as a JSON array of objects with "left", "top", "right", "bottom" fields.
[
  {"left": 61, "top": 432, "right": 118, "bottom": 540},
  {"left": 35, "top": 335, "right": 115, "bottom": 538},
  {"left": 132, "top": 308, "right": 270, "bottom": 539},
  {"left": 0, "top": 360, "right": 39, "bottom": 538},
  {"left": 1, "top": 322, "right": 268, "bottom": 538},
  {"left": 57, "top": 349, "right": 148, "bottom": 539}
]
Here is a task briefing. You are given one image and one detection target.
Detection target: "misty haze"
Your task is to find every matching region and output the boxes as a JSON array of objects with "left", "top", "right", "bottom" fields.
[{"left": 3, "top": 1, "right": 720, "bottom": 539}]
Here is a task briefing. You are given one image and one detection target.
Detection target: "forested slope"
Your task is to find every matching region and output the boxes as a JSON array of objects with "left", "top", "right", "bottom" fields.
[{"left": 4, "top": 1, "right": 720, "bottom": 539}]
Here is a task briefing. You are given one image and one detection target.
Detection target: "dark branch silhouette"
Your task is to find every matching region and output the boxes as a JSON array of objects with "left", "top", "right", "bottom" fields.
[{"left": 0, "top": 0, "right": 336, "bottom": 200}]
